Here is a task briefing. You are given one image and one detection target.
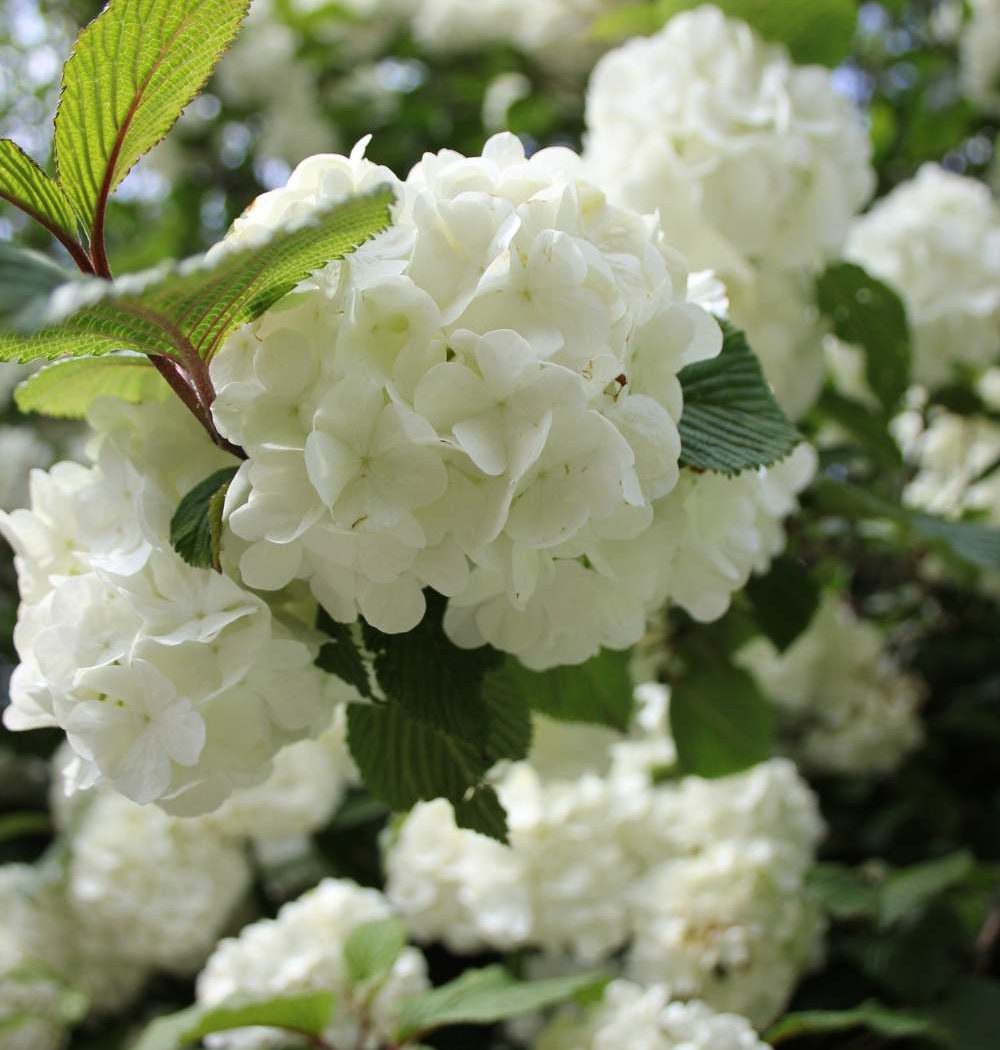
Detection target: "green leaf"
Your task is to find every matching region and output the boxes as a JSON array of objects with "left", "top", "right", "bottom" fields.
[
  {"left": 14, "top": 355, "right": 171, "bottom": 418},
  {"left": 806, "top": 863, "right": 881, "bottom": 921},
  {"left": 745, "top": 555, "right": 820, "bottom": 652},
  {"left": 880, "top": 851, "right": 975, "bottom": 928},
  {"left": 496, "top": 650, "right": 634, "bottom": 732},
  {"left": 930, "top": 977, "right": 1000, "bottom": 1050},
  {"left": 813, "top": 478, "right": 1000, "bottom": 569},
  {"left": 315, "top": 612, "right": 372, "bottom": 698},
  {"left": 0, "top": 187, "right": 394, "bottom": 365},
  {"left": 395, "top": 966, "right": 608, "bottom": 1042},
  {"left": 343, "top": 918, "right": 407, "bottom": 986},
  {"left": 816, "top": 262, "right": 912, "bottom": 415},
  {"left": 678, "top": 322, "right": 801, "bottom": 476},
  {"left": 816, "top": 389, "right": 905, "bottom": 472},
  {"left": 132, "top": 992, "right": 335, "bottom": 1050},
  {"left": 767, "top": 1001, "right": 948, "bottom": 1045},
  {"left": 169, "top": 466, "right": 238, "bottom": 571},
  {"left": 0, "top": 140, "right": 84, "bottom": 261},
  {"left": 669, "top": 658, "right": 775, "bottom": 777},
  {"left": 0, "top": 812, "right": 52, "bottom": 843},
  {"left": 53, "top": 0, "right": 250, "bottom": 254},
  {"left": 0, "top": 242, "right": 80, "bottom": 333}
]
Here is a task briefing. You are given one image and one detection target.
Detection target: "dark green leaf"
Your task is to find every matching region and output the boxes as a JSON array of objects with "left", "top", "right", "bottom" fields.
[
  {"left": 315, "top": 612, "right": 372, "bottom": 698},
  {"left": 395, "top": 966, "right": 608, "bottom": 1042},
  {"left": 343, "top": 918, "right": 407, "bottom": 986},
  {"left": 745, "top": 555, "right": 820, "bottom": 652},
  {"left": 816, "top": 389, "right": 905, "bottom": 471},
  {"left": 678, "top": 322, "right": 801, "bottom": 476},
  {"left": 14, "top": 355, "right": 171, "bottom": 418},
  {"left": 816, "top": 262, "right": 912, "bottom": 415},
  {"left": 880, "top": 851, "right": 975, "bottom": 928},
  {"left": 669, "top": 659, "right": 775, "bottom": 777},
  {"left": 0, "top": 812, "right": 51, "bottom": 843},
  {"left": 806, "top": 863, "right": 881, "bottom": 921},
  {"left": 169, "top": 466, "right": 238, "bottom": 571},
  {"left": 930, "top": 977, "right": 1000, "bottom": 1050},
  {"left": 767, "top": 1001, "right": 947, "bottom": 1045},
  {"left": 0, "top": 242, "right": 78, "bottom": 332}
]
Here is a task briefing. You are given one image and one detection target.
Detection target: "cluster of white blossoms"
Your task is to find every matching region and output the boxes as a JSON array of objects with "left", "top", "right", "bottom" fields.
[
  {"left": 196, "top": 878, "right": 429, "bottom": 1050},
  {"left": 961, "top": 0, "right": 1000, "bottom": 115},
  {"left": 208, "top": 132, "right": 811, "bottom": 671},
  {"left": 737, "top": 593, "right": 925, "bottom": 777},
  {"left": 385, "top": 690, "right": 825, "bottom": 1028},
  {"left": 583, "top": 6, "right": 874, "bottom": 419},
  {"left": 536, "top": 981, "right": 770, "bottom": 1050},
  {"left": 846, "top": 164, "right": 1000, "bottom": 389},
  {"left": 1, "top": 396, "right": 342, "bottom": 813}
]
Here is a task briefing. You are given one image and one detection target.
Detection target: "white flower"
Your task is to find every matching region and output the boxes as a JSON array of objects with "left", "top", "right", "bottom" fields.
[
  {"left": 197, "top": 878, "right": 429, "bottom": 1050},
  {"left": 537, "top": 981, "right": 770, "bottom": 1050},
  {"left": 846, "top": 164, "right": 1000, "bottom": 388},
  {"left": 961, "top": 0, "right": 1000, "bottom": 114},
  {"left": 584, "top": 5, "right": 874, "bottom": 275},
  {"left": 737, "top": 593, "right": 925, "bottom": 776},
  {"left": 0, "top": 426, "right": 54, "bottom": 511}
]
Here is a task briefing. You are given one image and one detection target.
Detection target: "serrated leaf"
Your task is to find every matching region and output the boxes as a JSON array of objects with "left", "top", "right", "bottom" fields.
[
  {"left": 767, "top": 1001, "right": 947, "bottom": 1045},
  {"left": 817, "top": 262, "right": 912, "bottom": 415},
  {"left": 53, "top": 0, "right": 250, "bottom": 262},
  {"left": 0, "top": 242, "right": 79, "bottom": 333},
  {"left": 132, "top": 992, "right": 335, "bottom": 1050},
  {"left": 170, "top": 466, "right": 238, "bottom": 571},
  {"left": 678, "top": 322, "right": 801, "bottom": 476},
  {"left": 880, "top": 851, "right": 974, "bottom": 928},
  {"left": 395, "top": 966, "right": 608, "bottom": 1042},
  {"left": 0, "top": 140, "right": 86, "bottom": 264},
  {"left": 745, "top": 555, "right": 820, "bottom": 652},
  {"left": 495, "top": 650, "right": 634, "bottom": 732},
  {"left": 0, "top": 188, "right": 394, "bottom": 365},
  {"left": 343, "top": 919, "right": 407, "bottom": 986},
  {"left": 669, "top": 658, "right": 775, "bottom": 777},
  {"left": 316, "top": 612, "right": 372, "bottom": 698},
  {"left": 14, "top": 354, "right": 171, "bottom": 418}
]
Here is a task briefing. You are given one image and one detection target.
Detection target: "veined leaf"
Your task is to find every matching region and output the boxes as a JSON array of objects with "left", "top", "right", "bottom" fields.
[
  {"left": 15, "top": 355, "right": 171, "bottom": 417},
  {"left": 678, "top": 322, "right": 801, "bottom": 476},
  {"left": 53, "top": 0, "right": 250, "bottom": 264},
  {"left": 0, "top": 140, "right": 87, "bottom": 267},
  {"left": 0, "top": 242, "right": 80, "bottom": 333},
  {"left": 0, "top": 187, "right": 394, "bottom": 364},
  {"left": 170, "top": 466, "right": 238, "bottom": 571}
]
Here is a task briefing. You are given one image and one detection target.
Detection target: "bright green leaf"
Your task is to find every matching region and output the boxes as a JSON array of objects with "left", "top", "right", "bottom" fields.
[
  {"left": 745, "top": 556, "right": 820, "bottom": 652},
  {"left": 343, "top": 918, "right": 408, "bottom": 986},
  {"left": 496, "top": 650, "right": 634, "bottom": 732},
  {"left": 132, "top": 992, "right": 335, "bottom": 1050},
  {"left": 880, "top": 851, "right": 975, "bottom": 928},
  {"left": 767, "top": 1001, "right": 948, "bottom": 1045},
  {"left": 169, "top": 466, "right": 238, "bottom": 571},
  {"left": 670, "top": 659, "right": 775, "bottom": 777},
  {"left": 53, "top": 0, "right": 250, "bottom": 253},
  {"left": 816, "top": 262, "right": 912, "bottom": 416},
  {"left": 0, "top": 242, "right": 79, "bottom": 333},
  {"left": 14, "top": 354, "right": 171, "bottom": 418},
  {"left": 395, "top": 966, "right": 608, "bottom": 1042},
  {"left": 678, "top": 322, "right": 801, "bottom": 476}
]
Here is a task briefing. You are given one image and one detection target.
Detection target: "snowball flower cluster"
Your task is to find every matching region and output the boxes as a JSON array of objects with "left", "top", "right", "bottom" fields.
[
  {"left": 385, "top": 694, "right": 824, "bottom": 1026},
  {"left": 584, "top": 5, "right": 874, "bottom": 277},
  {"left": 536, "top": 981, "right": 771, "bottom": 1050},
  {"left": 197, "top": 878, "right": 429, "bottom": 1050},
  {"left": 846, "top": 164, "right": 1000, "bottom": 388},
  {"left": 737, "top": 593, "right": 925, "bottom": 776},
  {"left": 209, "top": 132, "right": 814, "bottom": 672},
  {"left": 961, "top": 0, "right": 1000, "bottom": 114},
  {"left": 1, "top": 397, "right": 338, "bottom": 813}
]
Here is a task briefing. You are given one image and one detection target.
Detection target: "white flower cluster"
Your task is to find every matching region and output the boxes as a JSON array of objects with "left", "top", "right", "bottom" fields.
[
  {"left": 846, "top": 164, "right": 1000, "bottom": 388},
  {"left": 197, "top": 878, "right": 429, "bottom": 1050},
  {"left": 961, "top": 0, "right": 1000, "bottom": 115},
  {"left": 536, "top": 981, "right": 770, "bottom": 1050},
  {"left": 208, "top": 133, "right": 808, "bottom": 671},
  {"left": 583, "top": 5, "right": 874, "bottom": 419},
  {"left": 385, "top": 693, "right": 825, "bottom": 1027},
  {"left": 1, "top": 397, "right": 339, "bottom": 813},
  {"left": 737, "top": 593, "right": 925, "bottom": 777}
]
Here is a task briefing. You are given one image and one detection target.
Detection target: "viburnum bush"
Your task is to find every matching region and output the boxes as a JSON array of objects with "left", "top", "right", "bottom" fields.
[{"left": 1, "top": 1, "right": 999, "bottom": 1049}]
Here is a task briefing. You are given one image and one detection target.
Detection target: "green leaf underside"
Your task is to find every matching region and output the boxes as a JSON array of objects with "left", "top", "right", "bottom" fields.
[
  {"left": 0, "top": 140, "right": 80, "bottom": 244},
  {"left": 498, "top": 649, "right": 634, "bottom": 732},
  {"left": 14, "top": 355, "right": 171, "bottom": 417},
  {"left": 767, "top": 1001, "right": 947, "bottom": 1045},
  {"left": 343, "top": 918, "right": 407, "bottom": 985},
  {"left": 132, "top": 992, "right": 335, "bottom": 1050},
  {"left": 745, "top": 555, "right": 820, "bottom": 652},
  {"left": 0, "top": 187, "right": 394, "bottom": 364},
  {"left": 169, "top": 467, "right": 238, "bottom": 571},
  {"left": 670, "top": 660, "right": 776, "bottom": 777},
  {"left": 395, "top": 966, "right": 608, "bottom": 1042},
  {"left": 53, "top": 0, "right": 251, "bottom": 239},
  {"left": 817, "top": 262, "right": 912, "bottom": 415},
  {"left": 814, "top": 478, "right": 1000, "bottom": 569},
  {"left": 0, "top": 242, "right": 78, "bottom": 333},
  {"left": 678, "top": 322, "right": 801, "bottom": 476}
]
